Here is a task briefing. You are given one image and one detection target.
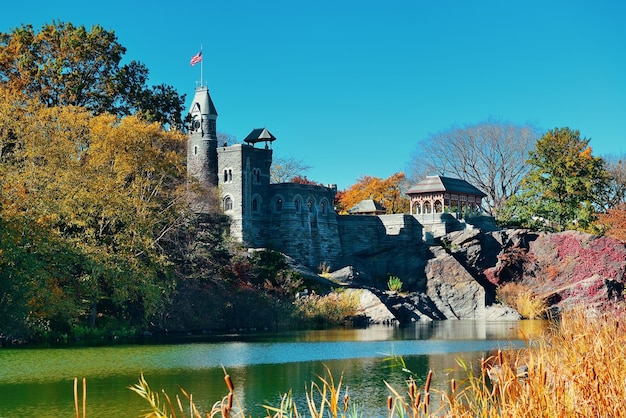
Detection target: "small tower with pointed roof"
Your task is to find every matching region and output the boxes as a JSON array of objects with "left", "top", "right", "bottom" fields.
[{"left": 187, "top": 87, "right": 219, "bottom": 189}]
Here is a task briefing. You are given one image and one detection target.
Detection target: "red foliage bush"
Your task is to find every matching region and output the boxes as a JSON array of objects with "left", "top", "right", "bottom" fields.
[{"left": 551, "top": 233, "right": 626, "bottom": 284}]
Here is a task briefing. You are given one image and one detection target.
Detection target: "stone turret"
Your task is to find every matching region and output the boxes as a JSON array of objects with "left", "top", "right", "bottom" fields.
[{"left": 187, "top": 87, "right": 218, "bottom": 190}]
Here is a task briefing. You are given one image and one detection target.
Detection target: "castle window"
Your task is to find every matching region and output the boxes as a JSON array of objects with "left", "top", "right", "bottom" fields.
[
  {"left": 320, "top": 201, "right": 326, "bottom": 215},
  {"left": 295, "top": 198, "right": 301, "bottom": 213},
  {"left": 307, "top": 198, "right": 314, "bottom": 212},
  {"left": 223, "top": 168, "right": 233, "bottom": 183},
  {"left": 194, "top": 146, "right": 198, "bottom": 155},
  {"left": 276, "top": 198, "right": 283, "bottom": 211},
  {"left": 252, "top": 197, "right": 259, "bottom": 212},
  {"left": 224, "top": 196, "right": 233, "bottom": 211},
  {"left": 253, "top": 168, "right": 261, "bottom": 184}
]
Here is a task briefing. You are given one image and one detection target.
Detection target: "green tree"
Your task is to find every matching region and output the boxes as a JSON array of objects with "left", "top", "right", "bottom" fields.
[
  {"left": 0, "top": 21, "right": 185, "bottom": 127},
  {"left": 501, "top": 127, "right": 609, "bottom": 231}
]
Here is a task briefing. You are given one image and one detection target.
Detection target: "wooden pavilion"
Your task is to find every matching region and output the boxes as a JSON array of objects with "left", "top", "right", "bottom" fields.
[{"left": 406, "top": 175, "right": 486, "bottom": 217}]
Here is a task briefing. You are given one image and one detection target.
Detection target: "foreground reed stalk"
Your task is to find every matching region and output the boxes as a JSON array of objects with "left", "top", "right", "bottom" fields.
[{"left": 75, "top": 306, "right": 626, "bottom": 417}]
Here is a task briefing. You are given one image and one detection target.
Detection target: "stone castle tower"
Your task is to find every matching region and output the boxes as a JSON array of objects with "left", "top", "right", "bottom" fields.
[
  {"left": 187, "top": 87, "right": 218, "bottom": 189},
  {"left": 186, "top": 86, "right": 343, "bottom": 267}
]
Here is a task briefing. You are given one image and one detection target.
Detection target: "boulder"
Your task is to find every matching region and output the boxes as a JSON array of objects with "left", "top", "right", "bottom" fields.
[
  {"left": 344, "top": 288, "right": 396, "bottom": 324},
  {"left": 477, "top": 304, "right": 522, "bottom": 320},
  {"left": 329, "top": 266, "right": 362, "bottom": 286},
  {"left": 425, "top": 248, "right": 486, "bottom": 319}
]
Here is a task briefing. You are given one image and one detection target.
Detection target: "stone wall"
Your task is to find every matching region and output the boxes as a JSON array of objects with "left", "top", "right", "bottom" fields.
[
  {"left": 337, "top": 214, "right": 424, "bottom": 258},
  {"left": 260, "top": 183, "right": 341, "bottom": 268}
]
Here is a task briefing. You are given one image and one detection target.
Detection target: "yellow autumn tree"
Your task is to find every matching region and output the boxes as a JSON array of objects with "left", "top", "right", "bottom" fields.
[
  {"left": 336, "top": 172, "right": 410, "bottom": 214},
  {"left": 0, "top": 90, "right": 189, "bottom": 336}
]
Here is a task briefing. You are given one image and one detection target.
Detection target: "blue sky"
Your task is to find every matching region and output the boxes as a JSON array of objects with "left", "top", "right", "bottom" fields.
[{"left": 3, "top": 1, "right": 625, "bottom": 189}]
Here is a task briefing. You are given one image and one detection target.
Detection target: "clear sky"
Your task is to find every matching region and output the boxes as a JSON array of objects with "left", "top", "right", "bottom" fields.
[{"left": 3, "top": 1, "right": 625, "bottom": 189}]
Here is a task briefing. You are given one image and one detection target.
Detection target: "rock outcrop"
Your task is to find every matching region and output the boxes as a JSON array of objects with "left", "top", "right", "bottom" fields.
[
  {"left": 425, "top": 246, "right": 487, "bottom": 319},
  {"left": 324, "top": 228, "right": 625, "bottom": 325}
]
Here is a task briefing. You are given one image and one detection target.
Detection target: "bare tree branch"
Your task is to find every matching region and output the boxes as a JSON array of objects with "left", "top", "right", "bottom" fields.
[
  {"left": 409, "top": 119, "right": 539, "bottom": 215},
  {"left": 270, "top": 157, "right": 311, "bottom": 183}
]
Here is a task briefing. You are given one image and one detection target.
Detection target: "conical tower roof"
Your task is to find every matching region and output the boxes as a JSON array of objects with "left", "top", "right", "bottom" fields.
[{"left": 189, "top": 87, "right": 217, "bottom": 116}]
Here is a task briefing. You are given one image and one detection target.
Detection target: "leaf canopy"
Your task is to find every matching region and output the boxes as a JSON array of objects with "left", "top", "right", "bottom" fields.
[
  {"left": 502, "top": 127, "right": 609, "bottom": 231},
  {"left": 0, "top": 21, "right": 185, "bottom": 127}
]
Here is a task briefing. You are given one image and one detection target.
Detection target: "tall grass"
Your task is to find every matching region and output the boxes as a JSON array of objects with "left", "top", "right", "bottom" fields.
[
  {"left": 444, "top": 306, "right": 626, "bottom": 417},
  {"left": 75, "top": 306, "right": 626, "bottom": 417},
  {"left": 294, "top": 291, "right": 360, "bottom": 327},
  {"left": 496, "top": 282, "right": 547, "bottom": 319}
]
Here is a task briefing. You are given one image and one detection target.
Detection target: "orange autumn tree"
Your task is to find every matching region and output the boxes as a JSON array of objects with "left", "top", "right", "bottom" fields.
[
  {"left": 597, "top": 204, "right": 626, "bottom": 241},
  {"left": 336, "top": 173, "right": 409, "bottom": 214}
]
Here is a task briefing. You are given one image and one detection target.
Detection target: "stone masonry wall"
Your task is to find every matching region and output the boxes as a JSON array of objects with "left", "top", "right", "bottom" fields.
[
  {"left": 263, "top": 183, "right": 341, "bottom": 268},
  {"left": 337, "top": 214, "right": 423, "bottom": 258}
]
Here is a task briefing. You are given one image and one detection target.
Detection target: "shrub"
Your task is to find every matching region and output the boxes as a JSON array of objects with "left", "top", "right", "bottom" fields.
[
  {"left": 387, "top": 275, "right": 403, "bottom": 292},
  {"left": 318, "top": 261, "right": 332, "bottom": 278},
  {"left": 294, "top": 291, "right": 359, "bottom": 328},
  {"left": 497, "top": 282, "right": 547, "bottom": 319}
]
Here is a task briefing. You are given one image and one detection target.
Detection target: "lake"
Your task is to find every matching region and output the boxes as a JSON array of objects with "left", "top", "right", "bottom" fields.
[{"left": 0, "top": 320, "right": 547, "bottom": 417}]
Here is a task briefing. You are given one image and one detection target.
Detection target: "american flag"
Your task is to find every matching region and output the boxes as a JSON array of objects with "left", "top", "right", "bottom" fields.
[{"left": 190, "top": 51, "right": 202, "bottom": 66}]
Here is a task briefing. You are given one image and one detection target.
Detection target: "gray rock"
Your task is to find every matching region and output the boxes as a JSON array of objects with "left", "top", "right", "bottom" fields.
[
  {"left": 329, "top": 266, "right": 361, "bottom": 285},
  {"left": 477, "top": 304, "right": 522, "bottom": 320},
  {"left": 344, "top": 289, "right": 397, "bottom": 324},
  {"left": 425, "top": 250, "right": 485, "bottom": 319}
]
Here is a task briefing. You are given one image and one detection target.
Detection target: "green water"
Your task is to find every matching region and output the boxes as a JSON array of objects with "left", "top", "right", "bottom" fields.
[{"left": 0, "top": 320, "right": 546, "bottom": 417}]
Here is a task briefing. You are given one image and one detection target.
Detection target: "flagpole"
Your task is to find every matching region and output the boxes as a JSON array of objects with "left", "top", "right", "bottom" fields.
[{"left": 200, "top": 45, "right": 203, "bottom": 87}]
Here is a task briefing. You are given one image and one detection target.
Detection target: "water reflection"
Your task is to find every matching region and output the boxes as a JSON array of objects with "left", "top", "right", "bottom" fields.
[{"left": 0, "top": 320, "right": 548, "bottom": 417}]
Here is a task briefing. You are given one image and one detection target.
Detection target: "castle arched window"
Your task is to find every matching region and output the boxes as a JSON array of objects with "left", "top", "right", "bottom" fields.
[
  {"left": 307, "top": 198, "right": 314, "bottom": 212},
  {"left": 434, "top": 199, "right": 443, "bottom": 213},
  {"left": 228, "top": 169, "right": 233, "bottom": 182},
  {"left": 252, "top": 197, "right": 259, "bottom": 212},
  {"left": 294, "top": 198, "right": 301, "bottom": 213},
  {"left": 190, "top": 112, "right": 200, "bottom": 131},
  {"left": 223, "top": 196, "right": 233, "bottom": 211},
  {"left": 276, "top": 198, "right": 283, "bottom": 211},
  {"left": 223, "top": 169, "right": 228, "bottom": 183},
  {"left": 320, "top": 200, "right": 327, "bottom": 215},
  {"left": 194, "top": 146, "right": 198, "bottom": 155},
  {"left": 253, "top": 168, "right": 261, "bottom": 184}
]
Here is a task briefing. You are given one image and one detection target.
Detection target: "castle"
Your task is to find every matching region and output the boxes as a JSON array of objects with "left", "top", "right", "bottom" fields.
[{"left": 187, "top": 87, "right": 493, "bottom": 268}]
